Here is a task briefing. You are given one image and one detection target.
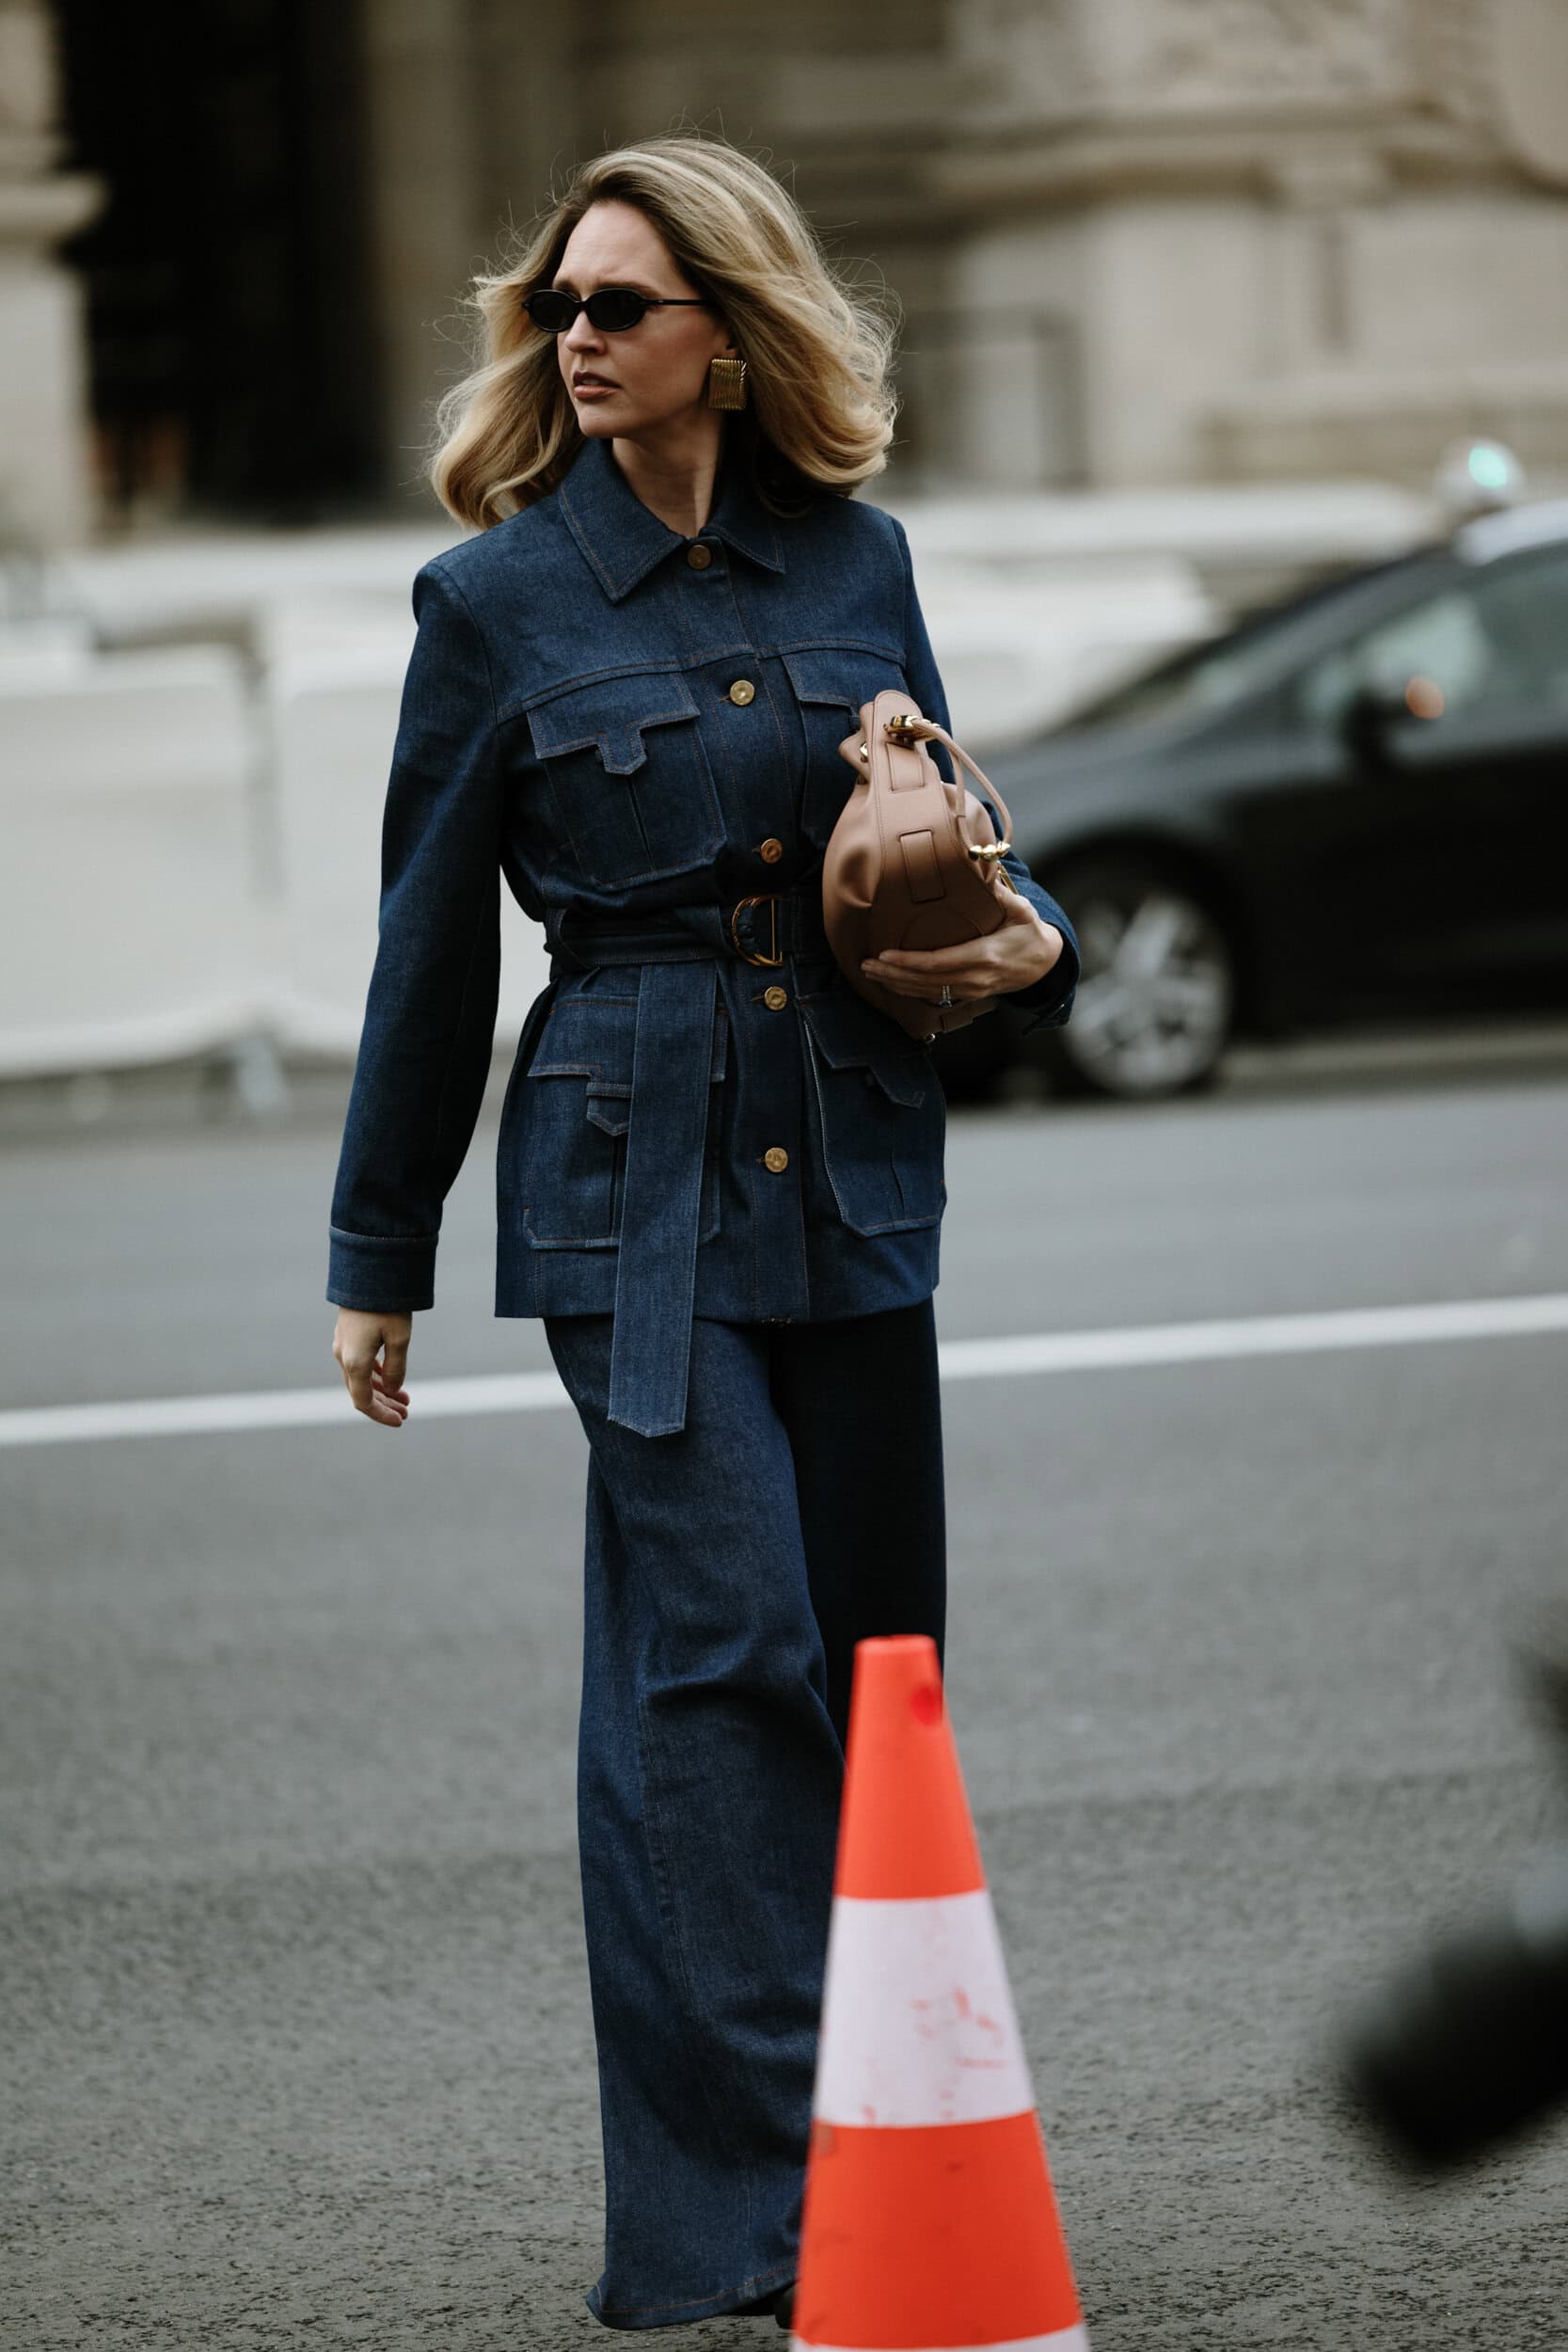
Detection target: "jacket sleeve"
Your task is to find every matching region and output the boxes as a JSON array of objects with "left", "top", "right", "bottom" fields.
[
  {"left": 890, "top": 512, "right": 1079, "bottom": 1033},
  {"left": 325, "top": 559, "right": 502, "bottom": 1312}
]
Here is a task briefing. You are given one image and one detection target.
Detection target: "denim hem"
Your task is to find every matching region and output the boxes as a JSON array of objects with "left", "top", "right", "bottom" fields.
[{"left": 585, "top": 2254, "right": 797, "bottom": 2331}]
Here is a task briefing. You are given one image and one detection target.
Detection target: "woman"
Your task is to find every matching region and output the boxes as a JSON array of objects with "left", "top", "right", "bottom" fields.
[{"left": 326, "top": 135, "right": 1078, "bottom": 2333}]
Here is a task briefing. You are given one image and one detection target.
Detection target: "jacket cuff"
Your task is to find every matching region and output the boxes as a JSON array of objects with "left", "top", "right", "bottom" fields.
[
  {"left": 325, "top": 1224, "right": 438, "bottom": 1312},
  {"left": 1008, "top": 929, "right": 1081, "bottom": 1033},
  {"left": 1001, "top": 877, "right": 1081, "bottom": 1032}
]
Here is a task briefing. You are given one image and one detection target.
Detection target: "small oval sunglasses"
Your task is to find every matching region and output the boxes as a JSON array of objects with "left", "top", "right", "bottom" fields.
[{"left": 523, "top": 286, "right": 714, "bottom": 334}]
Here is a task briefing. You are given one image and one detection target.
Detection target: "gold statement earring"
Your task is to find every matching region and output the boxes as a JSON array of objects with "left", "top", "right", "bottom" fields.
[{"left": 707, "top": 355, "right": 748, "bottom": 411}]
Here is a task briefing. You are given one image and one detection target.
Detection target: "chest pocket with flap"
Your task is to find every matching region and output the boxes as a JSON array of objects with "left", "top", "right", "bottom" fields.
[{"left": 525, "top": 670, "right": 726, "bottom": 890}]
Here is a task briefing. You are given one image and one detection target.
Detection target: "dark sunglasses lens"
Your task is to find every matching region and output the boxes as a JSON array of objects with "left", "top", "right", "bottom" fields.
[
  {"left": 586, "top": 289, "right": 647, "bottom": 330},
  {"left": 525, "top": 287, "right": 652, "bottom": 332},
  {"left": 525, "top": 290, "right": 576, "bottom": 332}
]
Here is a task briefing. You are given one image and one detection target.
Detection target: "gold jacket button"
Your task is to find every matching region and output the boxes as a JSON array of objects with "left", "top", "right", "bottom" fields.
[
  {"left": 686, "top": 543, "right": 713, "bottom": 569},
  {"left": 763, "top": 985, "right": 788, "bottom": 1010},
  {"left": 728, "top": 678, "right": 756, "bottom": 706},
  {"left": 758, "top": 835, "right": 784, "bottom": 864},
  {"left": 764, "top": 1145, "right": 789, "bottom": 1173}
]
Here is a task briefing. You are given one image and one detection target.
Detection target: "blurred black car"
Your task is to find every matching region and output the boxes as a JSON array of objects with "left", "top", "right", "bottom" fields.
[{"left": 939, "top": 498, "right": 1568, "bottom": 1101}]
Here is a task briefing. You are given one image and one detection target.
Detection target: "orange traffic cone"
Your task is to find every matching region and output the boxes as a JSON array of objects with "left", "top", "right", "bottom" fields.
[{"left": 792, "top": 1634, "right": 1087, "bottom": 2351}]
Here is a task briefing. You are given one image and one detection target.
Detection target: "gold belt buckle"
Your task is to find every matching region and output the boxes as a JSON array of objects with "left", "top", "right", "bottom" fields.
[{"left": 729, "top": 894, "right": 784, "bottom": 967}]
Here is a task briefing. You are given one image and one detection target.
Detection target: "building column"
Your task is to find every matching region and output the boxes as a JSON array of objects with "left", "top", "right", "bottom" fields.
[
  {"left": 0, "top": 0, "right": 103, "bottom": 553},
  {"left": 357, "top": 0, "right": 578, "bottom": 516}
]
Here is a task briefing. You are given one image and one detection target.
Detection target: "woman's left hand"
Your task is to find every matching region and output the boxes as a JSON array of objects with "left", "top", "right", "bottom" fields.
[{"left": 860, "top": 883, "right": 1065, "bottom": 1008}]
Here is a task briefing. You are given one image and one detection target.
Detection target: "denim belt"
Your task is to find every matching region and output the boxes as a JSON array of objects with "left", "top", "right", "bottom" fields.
[{"left": 543, "top": 892, "right": 832, "bottom": 1438}]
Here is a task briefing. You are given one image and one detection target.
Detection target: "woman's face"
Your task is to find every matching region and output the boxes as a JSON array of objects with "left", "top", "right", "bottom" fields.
[{"left": 550, "top": 199, "right": 736, "bottom": 440}]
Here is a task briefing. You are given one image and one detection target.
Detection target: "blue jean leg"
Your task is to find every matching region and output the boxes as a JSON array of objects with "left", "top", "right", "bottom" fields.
[{"left": 544, "top": 1301, "right": 945, "bottom": 2330}]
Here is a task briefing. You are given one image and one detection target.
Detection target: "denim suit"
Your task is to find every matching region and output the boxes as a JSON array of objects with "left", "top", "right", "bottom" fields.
[
  {"left": 325, "top": 428, "right": 1078, "bottom": 1436},
  {"left": 325, "top": 429, "right": 1079, "bottom": 2328}
]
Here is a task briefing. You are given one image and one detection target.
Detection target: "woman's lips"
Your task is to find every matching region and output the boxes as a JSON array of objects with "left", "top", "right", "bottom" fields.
[{"left": 575, "top": 378, "right": 617, "bottom": 395}]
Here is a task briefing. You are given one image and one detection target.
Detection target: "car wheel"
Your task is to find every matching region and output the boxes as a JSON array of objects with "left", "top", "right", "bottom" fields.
[{"left": 1039, "top": 858, "right": 1235, "bottom": 1100}]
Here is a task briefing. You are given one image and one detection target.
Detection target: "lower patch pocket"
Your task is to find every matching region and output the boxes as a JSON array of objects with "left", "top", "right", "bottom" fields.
[
  {"left": 520, "top": 994, "right": 725, "bottom": 1249},
  {"left": 800, "top": 989, "right": 945, "bottom": 1235}
]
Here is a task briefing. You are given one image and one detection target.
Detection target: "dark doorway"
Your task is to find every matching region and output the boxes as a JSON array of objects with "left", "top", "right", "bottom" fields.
[{"left": 55, "top": 0, "right": 384, "bottom": 527}]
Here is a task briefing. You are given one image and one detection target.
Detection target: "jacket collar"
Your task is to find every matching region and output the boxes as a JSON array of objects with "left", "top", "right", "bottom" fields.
[{"left": 559, "top": 428, "right": 785, "bottom": 602}]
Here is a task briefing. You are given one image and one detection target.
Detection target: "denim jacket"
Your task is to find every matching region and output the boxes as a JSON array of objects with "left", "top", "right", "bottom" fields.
[{"left": 326, "top": 429, "right": 1079, "bottom": 1436}]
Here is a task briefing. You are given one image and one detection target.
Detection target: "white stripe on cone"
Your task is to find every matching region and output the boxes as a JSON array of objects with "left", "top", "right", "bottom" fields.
[
  {"left": 813, "top": 1890, "right": 1036, "bottom": 2129},
  {"left": 794, "top": 2330, "right": 1090, "bottom": 2352}
]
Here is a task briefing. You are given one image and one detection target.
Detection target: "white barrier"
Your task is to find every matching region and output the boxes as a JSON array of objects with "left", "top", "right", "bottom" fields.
[
  {"left": 0, "top": 647, "right": 266, "bottom": 1076},
  {"left": 264, "top": 641, "right": 550, "bottom": 1060}
]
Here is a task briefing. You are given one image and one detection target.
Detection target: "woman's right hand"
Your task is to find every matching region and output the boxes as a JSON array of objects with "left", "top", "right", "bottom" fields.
[{"left": 332, "top": 1308, "right": 413, "bottom": 1428}]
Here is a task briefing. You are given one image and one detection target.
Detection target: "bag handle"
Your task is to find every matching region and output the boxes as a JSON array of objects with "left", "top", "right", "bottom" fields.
[{"left": 875, "top": 713, "right": 1016, "bottom": 862}]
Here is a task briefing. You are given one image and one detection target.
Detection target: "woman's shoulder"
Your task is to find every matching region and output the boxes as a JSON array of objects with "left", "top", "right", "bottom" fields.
[
  {"left": 797, "top": 488, "right": 911, "bottom": 589},
  {"left": 801, "top": 481, "right": 901, "bottom": 538},
  {"left": 770, "top": 485, "right": 907, "bottom": 596},
  {"left": 413, "top": 490, "right": 577, "bottom": 611}
]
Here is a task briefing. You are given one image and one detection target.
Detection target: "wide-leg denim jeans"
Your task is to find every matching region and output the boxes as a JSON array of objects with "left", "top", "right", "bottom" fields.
[{"left": 543, "top": 1299, "right": 946, "bottom": 2329}]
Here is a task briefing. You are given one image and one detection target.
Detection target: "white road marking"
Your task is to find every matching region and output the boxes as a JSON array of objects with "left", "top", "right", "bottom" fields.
[
  {"left": 0, "top": 1371, "right": 570, "bottom": 1449},
  {"left": 3, "top": 1293, "right": 1566, "bottom": 1451},
  {"left": 936, "top": 1292, "right": 1568, "bottom": 1378}
]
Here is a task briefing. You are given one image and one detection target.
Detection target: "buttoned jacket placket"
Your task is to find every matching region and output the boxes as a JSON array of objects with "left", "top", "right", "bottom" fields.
[{"left": 550, "top": 441, "right": 804, "bottom": 1438}]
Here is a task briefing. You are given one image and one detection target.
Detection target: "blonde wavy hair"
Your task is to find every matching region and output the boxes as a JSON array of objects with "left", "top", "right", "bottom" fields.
[{"left": 429, "top": 133, "right": 902, "bottom": 533}]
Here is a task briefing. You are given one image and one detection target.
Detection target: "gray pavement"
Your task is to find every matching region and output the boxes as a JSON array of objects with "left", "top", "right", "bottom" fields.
[{"left": 5, "top": 1058, "right": 1568, "bottom": 2347}]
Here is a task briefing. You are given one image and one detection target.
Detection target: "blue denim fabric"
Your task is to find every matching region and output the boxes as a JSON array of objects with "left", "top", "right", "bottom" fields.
[
  {"left": 325, "top": 426, "right": 1079, "bottom": 1433},
  {"left": 545, "top": 1300, "right": 945, "bottom": 2328}
]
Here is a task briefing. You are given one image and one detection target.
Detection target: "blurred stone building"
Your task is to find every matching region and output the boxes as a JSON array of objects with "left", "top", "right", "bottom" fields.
[{"left": 10, "top": 0, "right": 1568, "bottom": 545}]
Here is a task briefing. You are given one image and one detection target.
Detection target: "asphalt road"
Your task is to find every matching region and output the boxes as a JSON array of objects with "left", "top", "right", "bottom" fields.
[{"left": 5, "top": 1057, "right": 1568, "bottom": 2349}]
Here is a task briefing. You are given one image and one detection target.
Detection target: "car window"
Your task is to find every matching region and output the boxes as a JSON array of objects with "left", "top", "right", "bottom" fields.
[
  {"left": 1050, "top": 561, "right": 1413, "bottom": 734},
  {"left": 1077, "top": 636, "right": 1291, "bottom": 728},
  {"left": 1469, "top": 549, "right": 1568, "bottom": 713},
  {"left": 1292, "top": 548, "right": 1568, "bottom": 735}
]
